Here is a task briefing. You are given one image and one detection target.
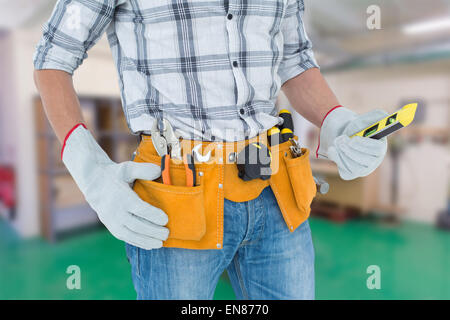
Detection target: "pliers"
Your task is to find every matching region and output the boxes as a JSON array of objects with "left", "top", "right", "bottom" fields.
[
  {"left": 151, "top": 119, "right": 182, "bottom": 159},
  {"left": 161, "top": 152, "right": 196, "bottom": 187},
  {"left": 150, "top": 118, "right": 196, "bottom": 186}
]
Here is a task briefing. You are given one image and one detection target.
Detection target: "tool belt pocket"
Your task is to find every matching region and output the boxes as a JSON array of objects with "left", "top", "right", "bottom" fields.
[
  {"left": 284, "top": 149, "right": 317, "bottom": 213},
  {"left": 270, "top": 141, "right": 316, "bottom": 232},
  {"left": 133, "top": 155, "right": 207, "bottom": 241}
]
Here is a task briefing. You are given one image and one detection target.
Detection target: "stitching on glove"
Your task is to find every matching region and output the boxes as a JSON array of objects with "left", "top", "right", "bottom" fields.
[
  {"left": 315, "top": 105, "right": 343, "bottom": 158},
  {"left": 61, "top": 123, "right": 87, "bottom": 160}
]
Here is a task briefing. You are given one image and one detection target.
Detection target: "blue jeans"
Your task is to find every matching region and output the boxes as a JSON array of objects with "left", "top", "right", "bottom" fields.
[{"left": 125, "top": 187, "right": 315, "bottom": 300}]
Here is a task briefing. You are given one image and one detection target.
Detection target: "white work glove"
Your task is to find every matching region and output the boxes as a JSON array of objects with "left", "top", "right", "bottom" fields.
[
  {"left": 62, "top": 124, "right": 169, "bottom": 249},
  {"left": 316, "top": 107, "right": 388, "bottom": 180}
]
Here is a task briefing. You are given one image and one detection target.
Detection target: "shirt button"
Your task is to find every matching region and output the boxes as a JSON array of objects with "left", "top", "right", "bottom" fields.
[
  {"left": 227, "top": 14, "right": 233, "bottom": 20},
  {"left": 239, "top": 108, "right": 245, "bottom": 115},
  {"left": 232, "top": 61, "right": 238, "bottom": 68}
]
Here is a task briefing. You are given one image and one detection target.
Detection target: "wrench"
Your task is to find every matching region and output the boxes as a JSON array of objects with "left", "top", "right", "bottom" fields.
[{"left": 192, "top": 144, "right": 212, "bottom": 163}]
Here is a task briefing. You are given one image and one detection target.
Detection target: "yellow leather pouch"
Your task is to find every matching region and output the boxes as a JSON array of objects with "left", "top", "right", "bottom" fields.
[
  {"left": 269, "top": 140, "right": 316, "bottom": 232},
  {"left": 133, "top": 179, "right": 206, "bottom": 241},
  {"left": 133, "top": 138, "right": 224, "bottom": 250},
  {"left": 284, "top": 148, "right": 317, "bottom": 213}
]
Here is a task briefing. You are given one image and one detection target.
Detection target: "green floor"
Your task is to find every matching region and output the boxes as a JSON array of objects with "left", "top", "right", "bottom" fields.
[{"left": 1, "top": 217, "right": 449, "bottom": 300}]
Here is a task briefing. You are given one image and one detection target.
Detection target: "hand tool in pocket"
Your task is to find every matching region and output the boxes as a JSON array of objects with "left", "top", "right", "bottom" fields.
[
  {"left": 269, "top": 109, "right": 294, "bottom": 145},
  {"left": 351, "top": 103, "right": 418, "bottom": 140},
  {"left": 289, "top": 139, "right": 304, "bottom": 158},
  {"left": 279, "top": 109, "right": 294, "bottom": 142},
  {"left": 161, "top": 152, "right": 197, "bottom": 186},
  {"left": 183, "top": 153, "right": 196, "bottom": 187},
  {"left": 237, "top": 142, "right": 272, "bottom": 181},
  {"left": 277, "top": 109, "right": 304, "bottom": 158},
  {"left": 278, "top": 110, "right": 328, "bottom": 192},
  {"left": 192, "top": 144, "right": 212, "bottom": 163},
  {"left": 151, "top": 119, "right": 167, "bottom": 156},
  {"left": 268, "top": 109, "right": 296, "bottom": 147},
  {"left": 151, "top": 119, "right": 182, "bottom": 159},
  {"left": 161, "top": 153, "right": 172, "bottom": 185},
  {"left": 267, "top": 126, "right": 281, "bottom": 146}
]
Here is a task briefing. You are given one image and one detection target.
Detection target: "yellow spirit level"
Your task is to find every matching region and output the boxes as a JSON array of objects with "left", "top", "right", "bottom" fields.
[{"left": 352, "top": 103, "right": 418, "bottom": 140}]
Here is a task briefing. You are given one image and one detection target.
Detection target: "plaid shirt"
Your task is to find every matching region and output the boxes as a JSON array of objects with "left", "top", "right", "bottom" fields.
[{"left": 34, "top": 0, "right": 318, "bottom": 141}]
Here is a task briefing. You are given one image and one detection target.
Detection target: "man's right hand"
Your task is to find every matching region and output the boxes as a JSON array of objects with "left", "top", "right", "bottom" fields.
[
  {"left": 316, "top": 107, "right": 388, "bottom": 180},
  {"left": 62, "top": 124, "right": 169, "bottom": 250}
]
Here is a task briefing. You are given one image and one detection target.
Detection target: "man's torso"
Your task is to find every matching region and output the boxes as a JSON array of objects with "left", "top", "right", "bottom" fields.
[{"left": 107, "top": 0, "right": 291, "bottom": 140}]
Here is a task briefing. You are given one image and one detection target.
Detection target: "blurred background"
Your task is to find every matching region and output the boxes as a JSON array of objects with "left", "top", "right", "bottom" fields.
[{"left": 0, "top": 0, "right": 449, "bottom": 300}]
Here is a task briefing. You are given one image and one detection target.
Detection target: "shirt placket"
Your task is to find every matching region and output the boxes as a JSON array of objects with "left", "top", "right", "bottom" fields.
[{"left": 225, "top": 1, "right": 249, "bottom": 119}]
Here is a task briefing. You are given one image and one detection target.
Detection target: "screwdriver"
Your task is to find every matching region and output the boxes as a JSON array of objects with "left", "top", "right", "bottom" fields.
[
  {"left": 161, "top": 153, "right": 196, "bottom": 186},
  {"left": 268, "top": 127, "right": 281, "bottom": 146},
  {"left": 279, "top": 109, "right": 294, "bottom": 142}
]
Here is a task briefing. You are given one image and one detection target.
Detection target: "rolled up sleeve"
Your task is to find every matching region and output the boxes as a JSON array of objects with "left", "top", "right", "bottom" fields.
[
  {"left": 33, "top": 0, "right": 119, "bottom": 74},
  {"left": 278, "top": 0, "right": 319, "bottom": 85}
]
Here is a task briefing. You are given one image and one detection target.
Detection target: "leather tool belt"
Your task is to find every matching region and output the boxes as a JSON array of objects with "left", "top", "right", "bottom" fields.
[{"left": 133, "top": 133, "right": 317, "bottom": 250}]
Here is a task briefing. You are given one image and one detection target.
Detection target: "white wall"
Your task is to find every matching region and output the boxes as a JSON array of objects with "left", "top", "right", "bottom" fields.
[{"left": 0, "top": 31, "right": 18, "bottom": 165}]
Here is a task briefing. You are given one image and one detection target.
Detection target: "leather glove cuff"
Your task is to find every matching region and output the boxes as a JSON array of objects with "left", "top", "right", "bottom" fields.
[
  {"left": 316, "top": 106, "right": 357, "bottom": 159},
  {"left": 61, "top": 123, "right": 87, "bottom": 160}
]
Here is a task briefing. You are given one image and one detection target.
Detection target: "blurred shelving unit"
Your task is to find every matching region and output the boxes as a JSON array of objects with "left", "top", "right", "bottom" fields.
[{"left": 35, "top": 97, "right": 138, "bottom": 241}]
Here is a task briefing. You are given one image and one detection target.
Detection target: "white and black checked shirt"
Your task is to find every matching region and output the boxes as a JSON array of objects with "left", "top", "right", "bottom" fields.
[{"left": 34, "top": 0, "right": 318, "bottom": 141}]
